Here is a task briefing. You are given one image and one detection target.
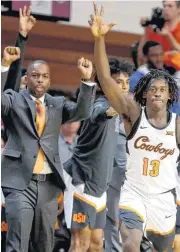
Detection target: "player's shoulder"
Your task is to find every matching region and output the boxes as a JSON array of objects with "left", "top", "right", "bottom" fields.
[
  {"left": 167, "top": 111, "right": 179, "bottom": 131},
  {"left": 171, "top": 111, "right": 180, "bottom": 121}
]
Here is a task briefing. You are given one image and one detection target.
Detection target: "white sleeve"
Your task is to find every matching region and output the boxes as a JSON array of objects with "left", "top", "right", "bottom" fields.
[
  {"left": 1, "top": 65, "right": 10, "bottom": 73},
  {"left": 82, "top": 81, "right": 96, "bottom": 86}
]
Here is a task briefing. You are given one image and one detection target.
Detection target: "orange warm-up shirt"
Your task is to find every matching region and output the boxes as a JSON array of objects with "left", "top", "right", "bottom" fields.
[{"left": 146, "top": 22, "right": 180, "bottom": 69}]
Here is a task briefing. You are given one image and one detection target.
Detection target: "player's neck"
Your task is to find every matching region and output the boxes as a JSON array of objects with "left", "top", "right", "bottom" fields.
[{"left": 146, "top": 107, "right": 168, "bottom": 126}]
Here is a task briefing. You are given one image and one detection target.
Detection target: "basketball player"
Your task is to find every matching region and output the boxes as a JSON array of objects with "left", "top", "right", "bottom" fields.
[
  {"left": 63, "top": 57, "right": 133, "bottom": 252},
  {"left": 88, "top": 2, "right": 180, "bottom": 251}
]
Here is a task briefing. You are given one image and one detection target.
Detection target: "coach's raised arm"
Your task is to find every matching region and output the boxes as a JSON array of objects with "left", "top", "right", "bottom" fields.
[
  {"left": 62, "top": 57, "right": 96, "bottom": 124},
  {"left": 1, "top": 47, "right": 21, "bottom": 95}
]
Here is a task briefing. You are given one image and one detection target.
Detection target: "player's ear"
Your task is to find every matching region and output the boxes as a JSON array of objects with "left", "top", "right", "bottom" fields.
[{"left": 168, "top": 92, "right": 172, "bottom": 101}]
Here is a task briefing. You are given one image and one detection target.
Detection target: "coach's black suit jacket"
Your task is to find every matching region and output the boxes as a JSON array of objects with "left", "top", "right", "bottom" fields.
[{"left": 1, "top": 70, "right": 96, "bottom": 191}]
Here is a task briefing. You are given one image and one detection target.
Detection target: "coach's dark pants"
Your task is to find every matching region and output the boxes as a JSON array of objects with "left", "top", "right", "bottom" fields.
[{"left": 2, "top": 178, "right": 60, "bottom": 252}]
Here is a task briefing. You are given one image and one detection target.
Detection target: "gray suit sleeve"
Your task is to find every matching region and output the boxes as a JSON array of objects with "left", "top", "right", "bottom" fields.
[
  {"left": 62, "top": 83, "right": 96, "bottom": 124},
  {"left": 90, "top": 103, "right": 110, "bottom": 124},
  {"left": 1, "top": 71, "right": 15, "bottom": 116}
]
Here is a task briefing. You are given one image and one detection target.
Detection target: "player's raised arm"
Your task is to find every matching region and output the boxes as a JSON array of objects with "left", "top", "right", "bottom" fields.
[{"left": 89, "top": 2, "right": 140, "bottom": 121}]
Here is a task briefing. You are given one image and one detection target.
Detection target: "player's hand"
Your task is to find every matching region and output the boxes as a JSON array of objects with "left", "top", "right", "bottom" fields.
[
  {"left": 106, "top": 107, "right": 118, "bottom": 117},
  {"left": 88, "top": 1, "right": 117, "bottom": 38},
  {"left": 19, "top": 6, "right": 36, "bottom": 37},
  {"left": 2, "top": 47, "right": 21, "bottom": 67},
  {"left": 77, "top": 57, "right": 93, "bottom": 80}
]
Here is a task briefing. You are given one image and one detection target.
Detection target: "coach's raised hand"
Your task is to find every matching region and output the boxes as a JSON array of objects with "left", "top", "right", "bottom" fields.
[
  {"left": 77, "top": 57, "right": 93, "bottom": 80},
  {"left": 88, "top": 2, "right": 117, "bottom": 38},
  {"left": 2, "top": 47, "right": 21, "bottom": 67},
  {"left": 19, "top": 6, "right": 36, "bottom": 37}
]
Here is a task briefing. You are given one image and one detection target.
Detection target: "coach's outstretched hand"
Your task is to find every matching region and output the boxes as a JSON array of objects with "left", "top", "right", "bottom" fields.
[
  {"left": 2, "top": 47, "right": 21, "bottom": 67},
  {"left": 88, "top": 1, "right": 117, "bottom": 38}
]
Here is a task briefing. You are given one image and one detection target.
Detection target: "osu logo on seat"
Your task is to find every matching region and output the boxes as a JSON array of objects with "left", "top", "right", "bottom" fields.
[{"left": 73, "top": 213, "right": 86, "bottom": 223}]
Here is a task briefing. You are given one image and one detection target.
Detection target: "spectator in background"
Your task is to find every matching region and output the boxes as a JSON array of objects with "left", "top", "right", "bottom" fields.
[
  {"left": 130, "top": 40, "right": 180, "bottom": 115},
  {"left": 138, "top": 0, "right": 180, "bottom": 70},
  {"left": 130, "top": 40, "right": 177, "bottom": 91},
  {"left": 59, "top": 122, "right": 80, "bottom": 165},
  {"left": 130, "top": 41, "right": 141, "bottom": 70}
]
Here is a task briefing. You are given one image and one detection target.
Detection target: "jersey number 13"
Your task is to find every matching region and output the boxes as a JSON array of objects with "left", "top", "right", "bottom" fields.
[{"left": 143, "top": 157, "right": 160, "bottom": 177}]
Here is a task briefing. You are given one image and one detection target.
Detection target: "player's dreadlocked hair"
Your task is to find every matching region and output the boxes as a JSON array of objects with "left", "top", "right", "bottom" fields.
[
  {"left": 134, "top": 69, "right": 179, "bottom": 109},
  {"left": 94, "top": 56, "right": 134, "bottom": 91}
]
